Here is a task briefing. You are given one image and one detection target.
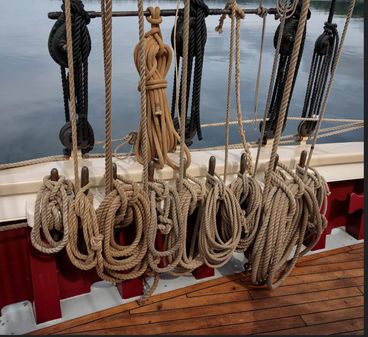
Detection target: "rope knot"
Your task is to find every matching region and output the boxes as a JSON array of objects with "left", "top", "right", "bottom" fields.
[
  {"left": 157, "top": 216, "right": 173, "bottom": 235},
  {"left": 146, "top": 7, "right": 163, "bottom": 26},
  {"left": 257, "top": 6, "right": 267, "bottom": 18},
  {"left": 91, "top": 234, "right": 103, "bottom": 251}
]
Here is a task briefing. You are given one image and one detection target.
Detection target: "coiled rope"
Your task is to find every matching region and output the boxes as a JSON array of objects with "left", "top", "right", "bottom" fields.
[
  {"left": 66, "top": 177, "right": 103, "bottom": 270},
  {"left": 147, "top": 178, "right": 184, "bottom": 273},
  {"left": 95, "top": 176, "right": 149, "bottom": 282},
  {"left": 199, "top": 170, "right": 244, "bottom": 268},
  {"left": 171, "top": 174, "right": 206, "bottom": 274},
  {"left": 229, "top": 156, "right": 262, "bottom": 252},
  {"left": 134, "top": 7, "right": 191, "bottom": 170},
  {"left": 31, "top": 174, "right": 74, "bottom": 254}
]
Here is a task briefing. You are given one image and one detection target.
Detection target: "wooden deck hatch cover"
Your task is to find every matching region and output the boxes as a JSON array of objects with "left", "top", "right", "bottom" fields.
[{"left": 32, "top": 243, "right": 364, "bottom": 335}]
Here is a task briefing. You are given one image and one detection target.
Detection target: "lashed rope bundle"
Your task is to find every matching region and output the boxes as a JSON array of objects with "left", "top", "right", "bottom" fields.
[
  {"left": 229, "top": 160, "right": 262, "bottom": 252},
  {"left": 66, "top": 180, "right": 103, "bottom": 270},
  {"left": 95, "top": 176, "right": 150, "bottom": 282},
  {"left": 171, "top": 174, "right": 206, "bottom": 274},
  {"left": 199, "top": 170, "right": 244, "bottom": 268},
  {"left": 147, "top": 178, "right": 184, "bottom": 273},
  {"left": 31, "top": 174, "right": 74, "bottom": 254},
  {"left": 134, "top": 7, "right": 191, "bottom": 170}
]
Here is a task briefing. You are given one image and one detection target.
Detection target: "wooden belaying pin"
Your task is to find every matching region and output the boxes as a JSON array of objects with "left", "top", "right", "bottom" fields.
[
  {"left": 148, "top": 161, "right": 155, "bottom": 182},
  {"left": 240, "top": 153, "right": 248, "bottom": 175},
  {"left": 208, "top": 156, "right": 216, "bottom": 176},
  {"left": 112, "top": 163, "right": 118, "bottom": 180},
  {"left": 50, "top": 168, "right": 59, "bottom": 181},
  {"left": 273, "top": 154, "right": 279, "bottom": 172},
  {"left": 183, "top": 158, "right": 187, "bottom": 179},
  {"left": 299, "top": 150, "right": 308, "bottom": 168},
  {"left": 81, "top": 166, "right": 89, "bottom": 195}
]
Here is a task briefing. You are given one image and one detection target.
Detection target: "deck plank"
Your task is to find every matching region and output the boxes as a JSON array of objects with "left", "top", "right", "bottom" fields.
[
  {"left": 301, "top": 306, "right": 364, "bottom": 325},
  {"left": 60, "top": 295, "right": 363, "bottom": 334},
  {"left": 31, "top": 244, "right": 364, "bottom": 335},
  {"left": 260, "top": 318, "right": 364, "bottom": 335}
]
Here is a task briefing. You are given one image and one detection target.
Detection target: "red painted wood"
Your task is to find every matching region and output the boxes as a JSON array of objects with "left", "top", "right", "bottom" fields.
[
  {"left": 192, "top": 264, "right": 215, "bottom": 279},
  {"left": 115, "top": 226, "right": 144, "bottom": 299},
  {"left": 346, "top": 193, "right": 364, "bottom": 240},
  {"left": 28, "top": 241, "right": 62, "bottom": 323},
  {"left": 0, "top": 227, "right": 33, "bottom": 310}
]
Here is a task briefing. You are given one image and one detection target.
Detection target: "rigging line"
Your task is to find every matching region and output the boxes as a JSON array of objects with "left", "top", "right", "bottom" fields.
[
  {"left": 253, "top": 4, "right": 267, "bottom": 127},
  {"left": 303, "top": 0, "right": 356, "bottom": 180},
  {"left": 179, "top": 0, "right": 191, "bottom": 190},
  {"left": 137, "top": 0, "right": 149, "bottom": 191},
  {"left": 65, "top": 0, "right": 80, "bottom": 190},
  {"left": 101, "top": 0, "right": 113, "bottom": 195},
  {"left": 252, "top": 3, "right": 288, "bottom": 178}
]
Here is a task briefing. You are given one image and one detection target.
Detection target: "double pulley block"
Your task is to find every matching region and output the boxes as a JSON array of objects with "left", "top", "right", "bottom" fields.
[{"left": 48, "top": 0, "right": 94, "bottom": 155}]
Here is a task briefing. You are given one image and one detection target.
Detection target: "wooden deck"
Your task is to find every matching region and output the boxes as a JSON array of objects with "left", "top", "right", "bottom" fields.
[{"left": 32, "top": 243, "right": 364, "bottom": 335}]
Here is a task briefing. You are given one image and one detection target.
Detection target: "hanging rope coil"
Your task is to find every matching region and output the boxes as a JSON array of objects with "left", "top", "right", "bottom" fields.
[
  {"left": 230, "top": 170, "right": 262, "bottom": 251},
  {"left": 31, "top": 175, "right": 74, "bottom": 254},
  {"left": 66, "top": 183, "right": 103, "bottom": 270},
  {"left": 147, "top": 179, "right": 184, "bottom": 273},
  {"left": 250, "top": 160, "right": 329, "bottom": 289},
  {"left": 171, "top": 174, "right": 206, "bottom": 274},
  {"left": 134, "top": 7, "right": 191, "bottom": 170},
  {"left": 199, "top": 172, "right": 244, "bottom": 268},
  {"left": 171, "top": 0, "right": 209, "bottom": 145},
  {"left": 95, "top": 176, "right": 149, "bottom": 282}
]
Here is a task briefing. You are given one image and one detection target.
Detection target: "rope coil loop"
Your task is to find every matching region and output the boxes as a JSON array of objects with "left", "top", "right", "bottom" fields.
[
  {"left": 147, "top": 179, "right": 185, "bottom": 273},
  {"left": 134, "top": 6, "right": 191, "bottom": 170},
  {"left": 199, "top": 170, "right": 243, "bottom": 268},
  {"left": 171, "top": 174, "right": 207, "bottom": 275},
  {"left": 31, "top": 174, "right": 74, "bottom": 254},
  {"left": 95, "top": 175, "right": 150, "bottom": 282},
  {"left": 66, "top": 181, "right": 103, "bottom": 270},
  {"left": 230, "top": 164, "right": 262, "bottom": 251}
]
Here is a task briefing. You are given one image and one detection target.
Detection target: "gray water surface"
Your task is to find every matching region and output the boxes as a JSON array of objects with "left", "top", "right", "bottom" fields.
[{"left": 0, "top": 0, "right": 363, "bottom": 164}]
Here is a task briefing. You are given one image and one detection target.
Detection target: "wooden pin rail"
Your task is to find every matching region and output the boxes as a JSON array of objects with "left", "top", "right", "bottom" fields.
[{"left": 48, "top": 7, "right": 277, "bottom": 20}]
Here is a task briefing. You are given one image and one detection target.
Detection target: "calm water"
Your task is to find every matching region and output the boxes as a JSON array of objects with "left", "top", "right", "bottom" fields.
[{"left": 0, "top": 0, "right": 363, "bottom": 164}]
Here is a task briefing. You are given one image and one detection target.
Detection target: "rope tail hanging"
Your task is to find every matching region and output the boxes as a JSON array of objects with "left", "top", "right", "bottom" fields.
[
  {"left": 171, "top": 0, "right": 209, "bottom": 146},
  {"left": 49, "top": 0, "right": 94, "bottom": 155},
  {"left": 298, "top": 0, "right": 339, "bottom": 138},
  {"left": 134, "top": 7, "right": 191, "bottom": 170}
]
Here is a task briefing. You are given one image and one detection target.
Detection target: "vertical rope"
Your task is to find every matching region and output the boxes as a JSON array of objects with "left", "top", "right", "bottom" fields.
[
  {"left": 101, "top": 0, "right": 113, "bottom": 194},
  {"left": 178, "top": 0, "right": 191, "bottom": 190},
  {"left": 303, "top": 0, "right": 356, "bottom": 178},
  {"left": 262, "top": 0, "right": 310, "bottom": 198},
  {"left": 223, "top": 3, "right": 235, "bottom": 183},
  {"left": 137, "top": 0, "right": 148, "bottom": 191},
  {"left": 64, "top": 0, "right": 80, "bottom": 190},
  {"left": 252, "top": 6, "right": 267, "bottom": 127}
]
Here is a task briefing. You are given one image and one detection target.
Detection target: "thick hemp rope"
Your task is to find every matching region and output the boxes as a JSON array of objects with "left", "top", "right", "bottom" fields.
[
  {"left": 199, "top": 170, "right": 244, "bottom": 268},
  {"left": 229, "top": 157, "right": 262, "bottom": 252},
  {"left": 147, "top": 178, "right": 184, "bottom": 273},
  {"left": 134, "top": 7, "right": 191, "bottom": 170},
  {"left": 31, "top": 174, "right": 74, "bottom": 254},
  {"left": 171, "top": 173, "right": 207, "bottom": 275},
  {"left": 95, "top": 176, "right": 150, "bottom": 282},
  {"left": 66, "top": 179, "right": 103, "bottom": 270}
]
